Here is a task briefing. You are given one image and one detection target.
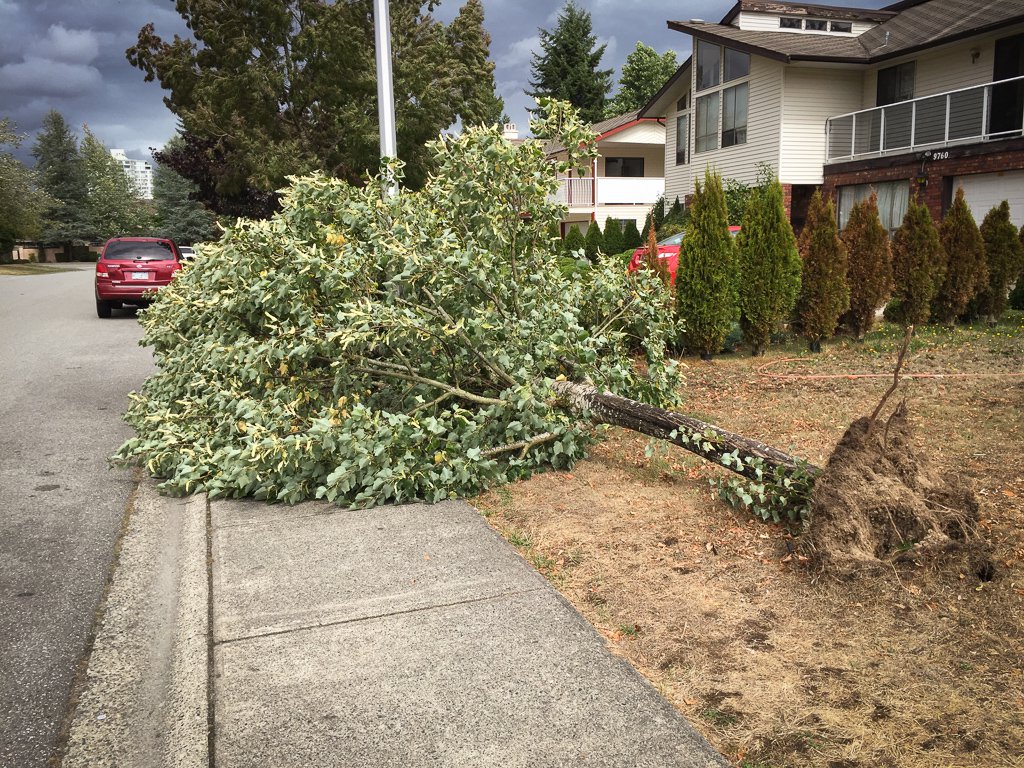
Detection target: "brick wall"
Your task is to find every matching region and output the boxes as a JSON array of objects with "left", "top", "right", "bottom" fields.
[{"left": 822, "top": 140, "right": 1024, "bottom": 221}]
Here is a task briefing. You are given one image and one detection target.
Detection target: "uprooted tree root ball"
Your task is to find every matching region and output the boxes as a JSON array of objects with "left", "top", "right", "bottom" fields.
[{"left": 802, "top": 402, "right": 990, "bottom": 576}]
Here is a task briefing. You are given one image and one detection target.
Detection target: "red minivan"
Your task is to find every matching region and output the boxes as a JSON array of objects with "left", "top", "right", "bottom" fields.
[{"left": 94, "top": 237, "right": 184, "bottom": 318}]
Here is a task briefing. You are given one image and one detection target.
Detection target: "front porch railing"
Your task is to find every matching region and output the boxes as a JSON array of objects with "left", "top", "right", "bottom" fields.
[
  {"left": 825, "top": 75, "right": 1024, "bottom": 163},
  {"left": 552, "top": 176, "right": 665, "bottom": 207}
]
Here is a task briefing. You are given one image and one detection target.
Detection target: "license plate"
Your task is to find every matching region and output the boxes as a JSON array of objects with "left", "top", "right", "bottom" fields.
[{"left": 131, "top": 271, "right": 149, "bottom": 280}]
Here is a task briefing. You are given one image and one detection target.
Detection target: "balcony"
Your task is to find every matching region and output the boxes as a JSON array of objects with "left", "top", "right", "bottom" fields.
[
  {"left": 825, "top": 75, "right": 1024, "bottom": 163},
  {"left": 553, "top": 176, "right": 665, "bottom": 208}
]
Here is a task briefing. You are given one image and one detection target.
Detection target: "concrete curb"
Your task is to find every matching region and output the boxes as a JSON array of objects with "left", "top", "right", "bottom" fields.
[{"left": 62, "top": 481, "right": 209, "bottom": 768}]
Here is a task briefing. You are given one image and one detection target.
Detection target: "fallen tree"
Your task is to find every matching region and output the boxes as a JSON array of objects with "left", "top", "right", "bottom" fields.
[{"left": 117, "top": 101, "right": 980, "bottom": 572}]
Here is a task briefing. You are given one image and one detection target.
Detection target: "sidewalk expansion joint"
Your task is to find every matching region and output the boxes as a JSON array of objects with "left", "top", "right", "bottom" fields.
[{"left": 214, "top": 586, "right": 547, "bottom": 647}]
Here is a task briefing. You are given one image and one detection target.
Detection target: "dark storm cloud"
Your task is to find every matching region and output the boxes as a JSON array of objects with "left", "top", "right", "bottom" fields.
[
  {"left": 0, "top": 0, "right": 189, "bottom": 164},
  {"left": 1, "top": 0, "right": 891, "bottom": 166}
]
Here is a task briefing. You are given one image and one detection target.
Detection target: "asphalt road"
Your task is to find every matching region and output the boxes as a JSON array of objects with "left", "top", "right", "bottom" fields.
[{"left": 0, "top": 265, "right": 155, "bottom": 768}]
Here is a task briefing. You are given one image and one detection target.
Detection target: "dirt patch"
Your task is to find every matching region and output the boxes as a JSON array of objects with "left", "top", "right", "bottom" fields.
[
  {"left": 805, "top": 403, "right": 987, "bottom": 576},
  {"left": 475, "top": 316, "right": 1024, "bottom": 768}
]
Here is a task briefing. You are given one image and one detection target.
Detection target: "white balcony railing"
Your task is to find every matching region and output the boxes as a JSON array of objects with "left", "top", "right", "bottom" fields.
[
  {"left": 553, "top": 176, "right": 665, "bottom": 207},
  {"left": 825, "top": 75, "right": 1024, "bottom": 163}
]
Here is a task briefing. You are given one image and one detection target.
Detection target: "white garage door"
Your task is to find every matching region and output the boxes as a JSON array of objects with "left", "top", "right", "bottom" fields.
[{"left": 954, "top": 170, "right": 1024, "bottom": 228}]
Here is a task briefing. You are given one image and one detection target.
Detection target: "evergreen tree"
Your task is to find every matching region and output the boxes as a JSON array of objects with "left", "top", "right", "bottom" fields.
[
  {"left": 152, "top": 137, "right": 218, "bottom": 244},
  {"left": 584, "top": 220, "right": 603, "bottom": 261},
  {"left": 622, "top": 218, "right": 642, "bottom": 251},
  {"left": 888, "top": 197, "right": 945, "bottom": 327},
  {"left": 974, "top": 201, "right": 1024, "bottom": 322},
  {"left": 527, "top": 1, "right": 612, "bottom": 125},
  {"left": 841, "top": 191, "right": 892, "bottom": 338},
  {"left": 653, "top": 195, "right": 668, "bottom": 230},
  {"left": 602, "top": 217, "right": 624, "bottom": 254},
  {"left": 604, "top": 42, "right": 677, "bottom": 117},
  {"left": 676, "top": 169, "right": 738, "bottom": 359},
  {"left": 932, "top": 187, "right": 986, "bottom": 325},
  {"left": 0, "top": 120, "right": 50, "bottom": 261},
  {"left": 737, "top": 171, "right": 801, "bottom": 356},
  {"left": 128, "top": 0, "right": 500, "bottom": 214},
  {"left": 80, "top": 127, "right": 152, "bottom": 241},
  {"left": 1011, "top": 224, "right": 1024, "bottom": 310},
  {"left": 546, "top": 220, "right": 562, "bottom": 251},
  {"left": 31, "top": 110, "right": 90, "bottom": 258},
  {"left": 449, "top": 0, "right": 504, "bottom": 127},
  {"left": 796, "top": 191, "right": 849, "bottom": 351},
  {"left": 564, "top": 223, "right": 585, "bottom": 255},
  {"left": 640, "top": 214, "right": 651, "bottom": 243}
]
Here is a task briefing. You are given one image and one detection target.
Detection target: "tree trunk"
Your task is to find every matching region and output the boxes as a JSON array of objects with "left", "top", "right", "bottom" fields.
[{"left": 552, "top": 380, "right": 821, "bottom": 483}]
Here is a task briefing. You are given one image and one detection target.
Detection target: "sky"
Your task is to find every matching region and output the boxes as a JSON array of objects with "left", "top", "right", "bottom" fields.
[{"left": 0, "top": 0, "right": 887, "bottom": 166}]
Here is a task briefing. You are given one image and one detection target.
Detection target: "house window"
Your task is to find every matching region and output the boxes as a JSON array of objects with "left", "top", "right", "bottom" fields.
[
  {"left": 805, "top": 19, "right": 827, "bottom": 31},
  {"left": 605, "top": 157, "right": 645, "bottom": 177},
  {"left": 877, "top": 61, "right": 916, "bottom": 105},
  {"left": 780, "top": 17, "right": 802, "bottom": 29},
  {"left": 676, "top": 93, "right": 690, "bottom": 111},
  {"left": 838, "top": 181, "right": 910, "bottom": 233},
  {"left": 992, "top": 33, "right": 1024, "bottom": 135},
  {"left": 676, "top": 114, "right": 690, "bottom": 165},
  {"left": 724, "top": 49, "right": 750, "bottom": 82},
  {"left": 831, "top": 21, "right": 852, "bottom": 32},
  {"left": 696, "top": 40, "right": 721, "bottom": 91},
  {"left": 695, "top": 93, "right": 720, "bottom": 153},
  {"left": 722, "top": 83, "right": 748, "bottom": 147}
]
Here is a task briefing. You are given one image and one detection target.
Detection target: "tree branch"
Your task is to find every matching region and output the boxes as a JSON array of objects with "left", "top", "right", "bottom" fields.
[{"left": 355, "top": 365, "right": 505, "bottom": 406}]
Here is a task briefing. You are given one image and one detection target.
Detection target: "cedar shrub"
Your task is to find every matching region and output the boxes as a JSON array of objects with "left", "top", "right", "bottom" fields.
[
  {"left": 602, "top": 217, "right": 624, "bottom": 255},
  {"left": 932, "top": 187, "right": 986, "bottom": 325},
  {"left": 564, "top": 223, "right": 585, "bottom": 255},
  {"left": 675, "top": 169, "right": 738, "bottom": 359},
  {"left": 841, "top": 190, "right": 892, "bottom": 338},
  {"left": 888, "top": 197, "right": 945, "bottom": 327},
  {"left": 737, "top": 170, "right": 801, "bottom": 356},
  {"left": 796, "top": 190, "right": 849, "bottom": 351},
  {"left": 622, "top": 218, "right": 642, "bottom": 251},
  {"left": 975, "top": 200, "right": 1024, "bottom": 322},
  {"left": 584, "top": 220, "right": 604, "bottom": 261}
]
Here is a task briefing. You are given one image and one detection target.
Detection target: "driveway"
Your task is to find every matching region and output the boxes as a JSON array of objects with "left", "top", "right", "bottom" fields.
[{"left": 0, "top": 265, "right": 154, "bottom": 767}]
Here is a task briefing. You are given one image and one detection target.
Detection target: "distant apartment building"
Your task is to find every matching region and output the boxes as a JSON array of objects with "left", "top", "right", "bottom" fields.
[{"left": 110, "top": 149, "right": 154, "bottom": 200}]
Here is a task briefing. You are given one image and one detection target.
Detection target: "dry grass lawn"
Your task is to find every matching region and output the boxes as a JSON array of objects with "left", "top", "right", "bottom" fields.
[{"left": 475, "top": 315, "right": 1024, "bottom": 768}]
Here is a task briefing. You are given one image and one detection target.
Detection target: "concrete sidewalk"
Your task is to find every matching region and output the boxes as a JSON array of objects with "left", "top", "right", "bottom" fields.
[
  {"left": 65, "top": 482, "right": 728, "bottom": 767},
  {"left": 210, "top": 498, "right": 726, "bottom": 767}
]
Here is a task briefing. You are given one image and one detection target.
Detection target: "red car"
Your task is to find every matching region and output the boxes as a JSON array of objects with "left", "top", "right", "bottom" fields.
[
  {"left": 627, "top": 226, "right": 741, "bottom": 285},
  {"left": 95, "top": 237, "right": 184, "bottom": 318}
]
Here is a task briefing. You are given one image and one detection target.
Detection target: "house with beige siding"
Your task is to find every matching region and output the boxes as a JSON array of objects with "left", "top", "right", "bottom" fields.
[
  {"left": 546, "top": 111, "right": 666, "bottom": 236},
  {"left": 641, "top": 0, "right": 1024, "bottom": 232}
]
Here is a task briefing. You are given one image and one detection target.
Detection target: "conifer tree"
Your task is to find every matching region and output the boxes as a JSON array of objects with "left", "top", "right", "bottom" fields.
[
  {"left": 527, "top": 1, "right": 612, "bottom": 125},
  {"left": 622, "top": 218, "right": 642, "bottom": 251},
  {"left": 1011, "top": 224, "right": 1024, "bottom": 310},
  {"left": 653, "top": 195, "right": 668, "bottom": 230},
  {"left": 547, "top": 220, "right": 562, "bottom": 250},
  {"left": 889, "top": 197, "right": 945, "bottom": 327},
  {"left": 31, "top": 110, "right": 90, "bottom": 259},
  {"left": 676, "top": 169, "right": 738, "bottom": 359},
  {"left": 932, "top": 187, "right": 986, "bottom": 325},
  {"left": 737, "top": 171, "right": 801, "bottom": 355},
  {"left": 584, "top": 220, "right": 603, "bottom": 261},
  {"left": 449, "top": 0, "right": 505, "bottom": 127},
  {"left": 640, "top": 214, "right": 651, "bottom": 243},
  {"left": 564, "top": 223, "right": 585, "bottom": 255},
  {"left": 152, "top": 137, "right": 218, "bottom": 244},
  {"left": 796, "top": 191, "right": 849, "bottom": 351},
  {"left": 602, "top": 218, "right": 624, "bottom": 254},
  {"left": 841, "top": 190, "right": 892, "bottom": 338},
  {"left": 975, "top": 200, "right": 1024, "bottom": 323}
]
